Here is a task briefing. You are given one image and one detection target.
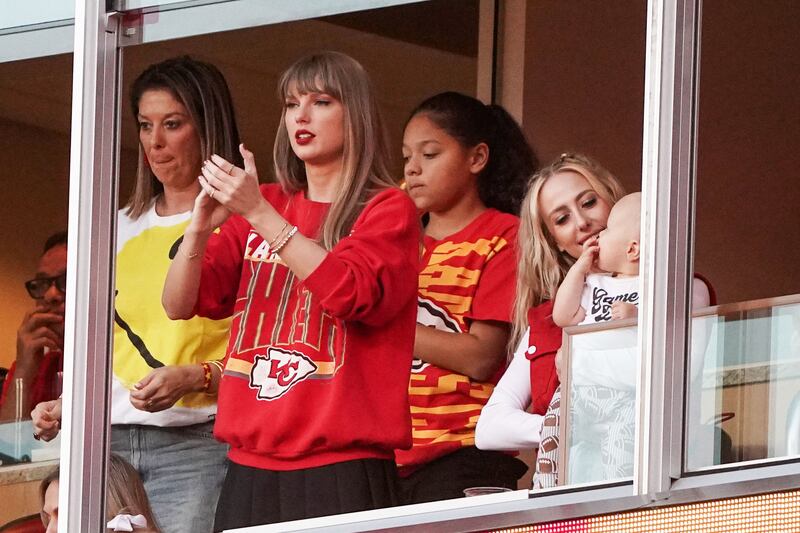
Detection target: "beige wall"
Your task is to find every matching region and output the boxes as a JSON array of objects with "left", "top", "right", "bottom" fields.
[
  {"left": 522, "top": 1, "right": 646, "bottom": 193},
  {"left": 694, "top": 1, "right": 800, "bottom": 304}
]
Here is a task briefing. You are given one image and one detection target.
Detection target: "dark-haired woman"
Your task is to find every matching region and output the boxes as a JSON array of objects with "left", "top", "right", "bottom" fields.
[
  {"left": 112, "top": 55, "right": 242, "bottom": 533},
  {"left": 395, "top": 91, "right": 538, "bottom": 503},
  {"left": 33, "top": 56, "right": 241, "bottom": 533}
]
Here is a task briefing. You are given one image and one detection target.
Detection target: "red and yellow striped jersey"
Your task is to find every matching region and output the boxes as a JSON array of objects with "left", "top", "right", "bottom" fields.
[{"left": 396, "top": 208, "right": 518, "bottom": 475}]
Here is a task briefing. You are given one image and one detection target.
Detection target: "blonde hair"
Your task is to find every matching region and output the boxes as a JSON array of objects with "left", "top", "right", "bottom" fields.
[
  {"left": 273, "top": 51, "right": 396, "bottom": 249},
  {"left": 510, "top": 153, "right": 627, "bottom": 349}
]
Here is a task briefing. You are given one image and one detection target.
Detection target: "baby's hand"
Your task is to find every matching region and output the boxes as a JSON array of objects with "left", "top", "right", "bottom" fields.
[
  {"left": 611, "top": 301, "right": 638, "bottom": 320},
  {"left": 573, "top": 241, "right": 599, "bottom": 274}
]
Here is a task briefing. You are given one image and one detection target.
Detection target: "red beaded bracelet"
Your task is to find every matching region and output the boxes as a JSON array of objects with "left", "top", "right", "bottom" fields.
[{"left": 200, "top": 361, "right": 213, "bottom": 393}]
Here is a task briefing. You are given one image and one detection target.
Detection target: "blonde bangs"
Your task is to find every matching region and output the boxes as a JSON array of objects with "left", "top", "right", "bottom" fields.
[
  {"left": 273, "top": 51, "right": 395, "bottom": 250},
  {"left": 277, "top": 57, "right": 344, "bottom": 102}
]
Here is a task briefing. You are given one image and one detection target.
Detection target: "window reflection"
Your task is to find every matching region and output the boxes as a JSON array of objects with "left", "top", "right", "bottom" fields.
[
  {"left": 687, "top": 1, "right": 800, "bottom": 471},
  {"left": 0, "top": 52, "right": 71, "bottom": 526},
  {"left": 687, "top": 300, "right": 800, "bottom": 469}
]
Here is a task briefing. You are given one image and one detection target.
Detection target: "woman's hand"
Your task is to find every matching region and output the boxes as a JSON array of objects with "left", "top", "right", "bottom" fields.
[
  {"left": 129, "top": 365, "right": 203, "bottom": 413},
  {"left": 188, "top": 183, "right": 231, "bottom": 236},
  {"left": 199, "top": 144, "right": 271, "bottom": 224},
  {"left": 32, "top": 398, "right": 62, "bottom": 442}
]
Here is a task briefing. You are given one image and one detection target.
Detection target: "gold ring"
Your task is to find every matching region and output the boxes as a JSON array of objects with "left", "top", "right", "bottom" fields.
[{"left": 227, "top": 164, "right": 235, "bottom": 174}]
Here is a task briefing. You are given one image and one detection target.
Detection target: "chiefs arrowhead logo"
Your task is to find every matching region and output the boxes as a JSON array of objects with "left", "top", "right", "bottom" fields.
[
  {"left": 413, "top": 296, "right": 462, "bottom": 372},
  {"left": 249, "top": 348, "right": 317, "bottom": 400}
]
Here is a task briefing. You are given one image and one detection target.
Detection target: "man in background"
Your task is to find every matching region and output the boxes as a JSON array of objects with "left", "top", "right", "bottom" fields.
[{"left": 0, "top": 231, "right": 67, "bottom": 422}]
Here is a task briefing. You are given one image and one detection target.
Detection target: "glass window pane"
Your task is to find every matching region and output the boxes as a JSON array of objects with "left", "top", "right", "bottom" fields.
[
  {"left": 514, "top": 0, "right": 646, "bottom": 492},
  {"left": 687, "top": 300, "right": 800, "bottom": 469},
  {"left": 686, "top": 1, "right": 800, "bottom": 471},
  {"left": 0, "top": 0, "right": 73, "bottom": 31},
  {"left": 0, "top": 52, "right": 71, "bottom": 526},
  {"left": 112, "top": 1, "right": 482, "bottom": 529}
]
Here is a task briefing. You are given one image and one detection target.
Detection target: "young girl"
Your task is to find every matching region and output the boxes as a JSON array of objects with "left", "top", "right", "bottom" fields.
[
  {"left": 394, "top": 92, "right": 538, "bottom": 503},
  {"left": 162, "top": 51, "right": 419, "bottom": 528}
]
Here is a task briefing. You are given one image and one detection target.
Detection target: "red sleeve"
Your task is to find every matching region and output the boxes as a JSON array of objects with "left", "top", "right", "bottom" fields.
[
  {"left": 192, "top": 213, "right": 249, "bottom": 320},
  {"left": 302, "top": 188, "right": 420, "bottom": 326},
  {"left": 465, "top": 222, "right": 518, "bottom": 325},
  {"left": 527, "top": 300, "right": 563, "bottom": 415}
]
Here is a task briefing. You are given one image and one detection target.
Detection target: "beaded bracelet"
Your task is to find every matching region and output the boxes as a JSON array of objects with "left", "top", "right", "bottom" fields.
[
  {"left": 200, "top": 361, "right": 213, "bottom": 393},
  {"left": 271, "top": 225, "right": 298, "bottom": 255},
  {"left": 267, "top": 221, "right": 290, "bottom": 251}
]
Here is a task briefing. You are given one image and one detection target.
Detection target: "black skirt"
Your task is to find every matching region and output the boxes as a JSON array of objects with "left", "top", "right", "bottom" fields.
[
  {"left": 396, "top": 446, "right": 528, "bottom": 504},
  {"left": 213, "top": 458, "right": 399, "bottom": 531}
]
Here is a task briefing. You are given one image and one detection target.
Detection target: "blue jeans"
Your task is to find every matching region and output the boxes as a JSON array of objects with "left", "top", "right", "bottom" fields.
[{"left": 111, "top": 421, "right": 228, "bottom": 533}]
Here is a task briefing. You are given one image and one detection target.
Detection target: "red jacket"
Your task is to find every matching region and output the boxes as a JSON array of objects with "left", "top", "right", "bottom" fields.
[
  {"left": 194, "top": 184, "right": 419, "bottom": 470},
  {"left": 526, "top": 301, "right": 561, "bottom": 416}
]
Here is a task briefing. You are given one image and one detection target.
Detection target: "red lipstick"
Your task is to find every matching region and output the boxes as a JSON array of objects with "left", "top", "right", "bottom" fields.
[{"left": 295, "top": 129, "right": 314, "bottom": 146}]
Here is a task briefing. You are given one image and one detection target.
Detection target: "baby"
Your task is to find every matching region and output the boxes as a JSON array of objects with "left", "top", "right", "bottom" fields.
[
  {"left": 552, "top": 192, "right": 641, "bottom": 483},
  {"left": 553, "top": 191, "right": 641, "bottom": 328}
]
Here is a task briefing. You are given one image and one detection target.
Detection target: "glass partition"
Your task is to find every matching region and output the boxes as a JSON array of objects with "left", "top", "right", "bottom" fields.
[
  {"left": 0, "top": 0, "right": 73, "bottom": 31},
  {"left": 686, "top": 297, "right": 800, "bottom": 470},
  {"left": 0, "top": 51, "right": 72, "bottom": 527},
  {"left": 506, "top": 0, "right": 647, "bottom": 493},
  {"left": 20, "top": 0, "right": 799, "bottom": 530},
  {"left": 559, "top": 319, "right": 638, "bottom": 486},
  {"left": 0, "top": 1, "right": 74, "bottom": 63}
]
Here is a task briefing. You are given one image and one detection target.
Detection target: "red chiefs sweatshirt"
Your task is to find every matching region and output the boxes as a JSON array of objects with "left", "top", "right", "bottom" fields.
[{"left": 193, "top": 184, "right": 419, "bottom": 470}]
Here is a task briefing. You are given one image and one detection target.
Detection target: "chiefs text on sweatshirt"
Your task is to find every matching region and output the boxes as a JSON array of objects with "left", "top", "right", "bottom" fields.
[{"left": 193, "top": 184, "right": 419, "bottom": 470}]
